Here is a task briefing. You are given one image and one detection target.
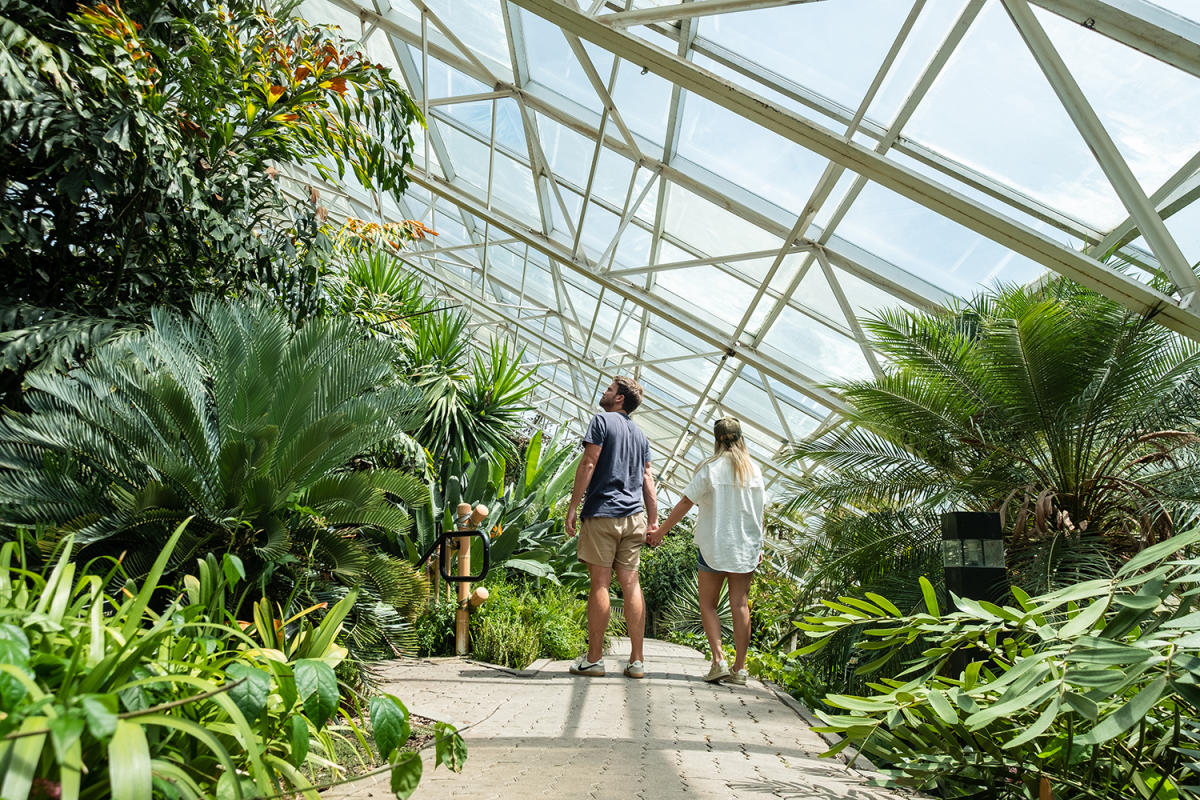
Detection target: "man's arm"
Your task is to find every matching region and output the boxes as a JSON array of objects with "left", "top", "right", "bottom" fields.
[
  {"left": 642, "top": 461, "right": 658, "bottom": 531},
  {"left": 565, "top": 443, "right": 602, "bottom": 538}
]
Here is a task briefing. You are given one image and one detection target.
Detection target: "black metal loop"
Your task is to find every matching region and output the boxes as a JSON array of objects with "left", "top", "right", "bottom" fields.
[{"left": 417, "top": 530, "right": 491, "bottom": 583}]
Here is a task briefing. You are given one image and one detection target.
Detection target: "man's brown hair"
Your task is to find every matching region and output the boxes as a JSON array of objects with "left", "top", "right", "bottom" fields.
[{"left": 613, "top": 375, "right": 644, "bottom": 413}]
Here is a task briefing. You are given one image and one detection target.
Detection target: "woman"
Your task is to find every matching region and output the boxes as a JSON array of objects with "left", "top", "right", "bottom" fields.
[{"left": 653, "top": 417, "right": 765, "bottom": 685}]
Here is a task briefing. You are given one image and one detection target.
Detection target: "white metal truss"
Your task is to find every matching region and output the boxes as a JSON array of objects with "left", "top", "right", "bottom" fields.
[{"left": 296, "top": 0, "right": 1200, "bottom": 497}]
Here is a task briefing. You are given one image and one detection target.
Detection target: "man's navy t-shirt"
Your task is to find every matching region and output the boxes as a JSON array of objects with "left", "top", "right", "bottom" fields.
[{"left": 581, "top": 411, "right": 650, "bottom": 519}]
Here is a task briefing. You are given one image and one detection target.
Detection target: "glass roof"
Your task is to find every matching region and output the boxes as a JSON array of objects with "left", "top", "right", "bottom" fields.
[{"left": 292, "top": 0, "right": 1200, "bottom": 498}]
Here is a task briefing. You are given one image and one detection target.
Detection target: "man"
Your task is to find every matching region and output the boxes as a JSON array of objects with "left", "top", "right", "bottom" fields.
[{"left": 566, "top": 376, "right": 657, "bottom": 679}]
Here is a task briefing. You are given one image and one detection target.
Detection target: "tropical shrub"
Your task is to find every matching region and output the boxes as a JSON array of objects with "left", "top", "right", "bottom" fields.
[
  {"left": 0, "top": 297, "right": 429, "bottom": 662},
  {"left": 0, "top": 0, "right": 421, "bottom": 375},
  {"left": 639, "top": 520, "right": 697, "bottom": 637},
  {"left": 781, "top": 280, "right": 1200, "bottom": 685},
  {"left": 466, "top": 575, "right": 589, "bottom": 669},
  {"left": 407, "top": 431, "right": 582, "bottom": 588},
  {"left": 799, "top": 528, "right": 1200, "bottom": 800},
  {"left": 0, "top": 522, "right": 463, "bottom": 800}
]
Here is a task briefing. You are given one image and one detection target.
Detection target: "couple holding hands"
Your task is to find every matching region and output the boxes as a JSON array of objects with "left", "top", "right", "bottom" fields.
[{"left": 564, "top": 376, "right": 764, "bottom": 685}]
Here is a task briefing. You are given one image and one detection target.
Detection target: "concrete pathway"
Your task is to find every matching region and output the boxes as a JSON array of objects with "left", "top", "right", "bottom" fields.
[{"left": 325, "top": 638, "right": 909, "bottom": 800}]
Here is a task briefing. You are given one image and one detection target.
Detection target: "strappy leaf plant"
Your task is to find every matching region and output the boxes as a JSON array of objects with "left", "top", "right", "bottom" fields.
[
  {"left": 802, "top": 527, "right": 1200, "bottom": 800},
  {"left": 0, "top": 521, "right": 464, "bottom": 800},
  {"left": 0, "top": 297, "right": 429, "bottom": 661}
]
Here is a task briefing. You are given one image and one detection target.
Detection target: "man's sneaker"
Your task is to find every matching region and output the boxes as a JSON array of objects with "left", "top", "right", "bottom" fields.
[
  {"left": 705, "top": 660, "right": 730, "bottom": 683},
  {"left": 569, "top": 656, "right": 605, "bottom": 676},
  {"left": 623, "top": 660, "right": 645, "bottom": 679},
  {"left": 728, "top": 668, "right": 748, "bottom": 686}
]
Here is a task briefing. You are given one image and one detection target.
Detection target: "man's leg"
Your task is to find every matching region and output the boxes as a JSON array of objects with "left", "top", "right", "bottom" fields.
[
  {"left": 698, "top": 570, "right": 726, "bottom": 665},
  {"left": 586, "top": 563, "right": 613, "bottom": 662},
  {"left": 614, "top": 568, "right": 645, "bottom": 664},
  {"left": 727, "top": 571, "right": 753, "bottom": 672}
]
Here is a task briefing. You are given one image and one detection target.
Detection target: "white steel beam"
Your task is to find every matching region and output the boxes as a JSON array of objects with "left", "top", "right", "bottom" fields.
[
  {"left": 1028, "top": 0, "right": 1200, "bottom": 80},
  {"left": 595, "top": 0, "right": 827, "bottom": 27}
]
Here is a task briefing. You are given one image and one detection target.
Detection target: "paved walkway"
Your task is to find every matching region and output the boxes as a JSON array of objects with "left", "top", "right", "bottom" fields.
[{"left": 325, "top": 639, "right": 908, "bottom": 800}]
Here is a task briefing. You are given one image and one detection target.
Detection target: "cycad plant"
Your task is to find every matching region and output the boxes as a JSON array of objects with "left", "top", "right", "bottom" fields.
[
  {"left": 0, "top": 297, "right": 429, "bottom": 660},
  {"left": 783, "top": 279, "right": 1200, "bottom": 630}
]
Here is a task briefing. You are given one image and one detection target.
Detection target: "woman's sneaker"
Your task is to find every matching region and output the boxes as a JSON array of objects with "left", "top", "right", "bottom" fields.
[
  {"left": 569, "top": 656, "right": 605, "bottom": 676},
  {"left": 705, "top": 660, "right": 730, "bottom": 683},
  {"left": 728, "top": 668, "right": 749, "bottom": 686}
]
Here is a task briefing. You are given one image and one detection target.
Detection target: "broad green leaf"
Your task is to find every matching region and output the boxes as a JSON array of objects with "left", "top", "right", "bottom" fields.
[
  {"left": 1004, "top": 698, "right": 1060, "bottom": 748},
  {"left": 226, "top": 663, "right": 270, "bottom": 723},
  {"left": 267, "top": 660, "right": 297, "bottom": 710},
  {"left": 0, "top": 716, "right": 46, "bottom": 800},
  {"left": 371, "top": 694, "right": 412, "bottom": 761},
  {"left": 110, "top": 719, "right": 153, "bottom": 800},
  {"left": 1063, "top": 691, "right": 1099, "bottom": 721},
  {"left": 294, "top": 659, "right": 338, "bottom": 728},
  {"left": 433, "top": 721, "right": 467, "bottom": 772},
  {"left": 918, "top": 576, "right": 939, "bottom": 616},
  {"left": 926, "top": 690, "right": 958, "bottom": 725},
  {"left": 864, "top": 591, "right": 902, "bottom": 616},
  {"left": 390, "top": 750, "right": 423, "bottom": 799},
  {"left": 289, "top": 716, "right": 310, "bottom": 767},
  {"left": 1075, "top": 676, "right": 1167, "bottom": 745},
  {"left": 222, "top": 554, "right": 246, "bottom": 586},
  {"left": 48, "top": 712, "right": 85, "bottom": 762},
  {"left": 1118, "top": 528, "right": 1200, "bottom": 576},
  {"left": 1059, "top": 598, "right": 1109, "bottom": 638},
  {"left": 82, "top": 695, "right": 119, "bottom": 741}
]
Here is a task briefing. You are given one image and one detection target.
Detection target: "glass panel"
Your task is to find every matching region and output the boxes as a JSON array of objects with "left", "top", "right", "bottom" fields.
[
  {"left": 902, "top": 2, "right": 1125, "bottom": 228},
  {"left": 1164, "top": 199, "right": 1200, "bottom": 267},
  {"left": 422, "top": 0, "right": 511, "bottom": 71},
  {"left": 1038, "top": 6, "right": 1200, "bottom": 197},
  {"left": 833, "top": 181, "right": 1049, "bottom": 298},
  {"left": 663, "top": 184, "right": 782, "bottom": 260},
  {"left": 612, "top": 60, "right": 674, "bottom": 148},
  {"left": 521, "top": 10, "right": 604, "bottom": 114},
  {"left": 443, "top": 98, "right": 527, "bottom": 154},
  {"left": 697, "top": 0, "right": 919, "bottom": 113},
  {"left": 760, "top": 308, "right": 869, "bottom": 383},
  {"left": 678, "top": 95, "right": 827, "bottom": 213}
]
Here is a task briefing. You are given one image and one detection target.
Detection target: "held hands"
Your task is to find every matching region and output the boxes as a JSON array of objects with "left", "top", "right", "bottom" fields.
[{"left": 645, "top": 521, "right": 665, "bottom": 548}]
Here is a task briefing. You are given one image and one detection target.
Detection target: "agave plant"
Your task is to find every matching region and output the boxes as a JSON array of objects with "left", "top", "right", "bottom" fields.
[{"left": 0, "top": 296, "right": 429, "bottom": 659}]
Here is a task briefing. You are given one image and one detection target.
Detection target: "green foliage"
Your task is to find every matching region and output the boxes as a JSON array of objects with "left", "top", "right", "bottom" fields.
[
  {"left": 408, "top": 431, "right": 584, "bottom": 588},
  {"left": 800, "top": 528, "right": 1200, "bottom": 799},
  {"left": 744, "top": 648, "right": 825, "bottom": 709},
  {"left": 639, "top": 521, "right": 698, "bottom": 637},
  {"left": 781, "top": 280, "right": 1200, "bottom": 684},
  {"left": 465, "top": 575, "right": 589, "bottom": 669},
  {"left": 405, "top": 310, "right": 537, "bottom": 472},
  {"left": 0, "top": 520, "right": 459, "bottom": 800},
  {"left": 0, "top": 0, "right": 422, "bottom": 370},
  {"left": 414, "top": 600, "right": 457, "bottom": 658},
  {"left": 0, "top": 297, "right": 429, "bottom": 662}
]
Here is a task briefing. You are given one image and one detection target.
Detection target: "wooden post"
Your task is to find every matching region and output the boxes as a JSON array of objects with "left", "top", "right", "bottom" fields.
[{"left": 454, "top": 503, "right": 487, "bottom": 655}]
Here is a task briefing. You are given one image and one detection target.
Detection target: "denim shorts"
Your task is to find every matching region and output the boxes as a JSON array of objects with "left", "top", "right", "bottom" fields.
[{"left": 697, "top": 548, "right": 719, "bottom": 574}]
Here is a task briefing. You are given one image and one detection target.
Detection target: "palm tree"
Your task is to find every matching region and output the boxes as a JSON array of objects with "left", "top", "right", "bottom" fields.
[
  {"left": 782, "top": 279, "right": 1200, "bottom": 610},
  {"left": 328, "top": 247, "right": 538, "bottom": 476},
  {"left": 0, "top": 296, "right": 429, "bottom": 659}
]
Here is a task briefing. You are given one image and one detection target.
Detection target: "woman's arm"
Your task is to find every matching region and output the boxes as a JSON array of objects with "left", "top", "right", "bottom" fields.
[{"left": 648, "top": 496, "right": 694, "bottom": 546}]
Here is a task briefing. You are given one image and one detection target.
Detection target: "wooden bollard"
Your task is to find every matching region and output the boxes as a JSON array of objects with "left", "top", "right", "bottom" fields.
[{"left": 455, "top": 503, "right": 488, "bottom": 655}]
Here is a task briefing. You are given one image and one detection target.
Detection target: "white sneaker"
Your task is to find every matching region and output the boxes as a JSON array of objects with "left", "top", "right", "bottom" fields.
[
  {"left": 704, "top": 660, "right": 730, "bottom": 683},
  {"left": 569, "top": 656, "right": 605, "bottom": 676},
  {"left": 623, "top": 660, "right": 645, "bottom": 679},
  {"left": 728, "top": 668, "right": 748, "bottom": 686}
]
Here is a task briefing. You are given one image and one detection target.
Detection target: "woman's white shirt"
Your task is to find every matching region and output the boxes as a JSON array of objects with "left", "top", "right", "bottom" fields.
[{"left": 682, "top": 456, "right": 765, "bottom": 573}]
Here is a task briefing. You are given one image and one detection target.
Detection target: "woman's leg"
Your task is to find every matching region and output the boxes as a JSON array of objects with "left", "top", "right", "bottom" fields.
[
  {"left": 698, "top": 569, "right": 727, "bottom": 664},
  {"left": 726, "top": 571, "right": 753, "bottom": 672}
]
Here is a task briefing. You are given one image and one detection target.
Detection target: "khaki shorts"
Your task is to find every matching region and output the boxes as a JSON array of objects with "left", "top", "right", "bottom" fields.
[{"left": 577, "top": 513, "right": 647, "bottom": 571}]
